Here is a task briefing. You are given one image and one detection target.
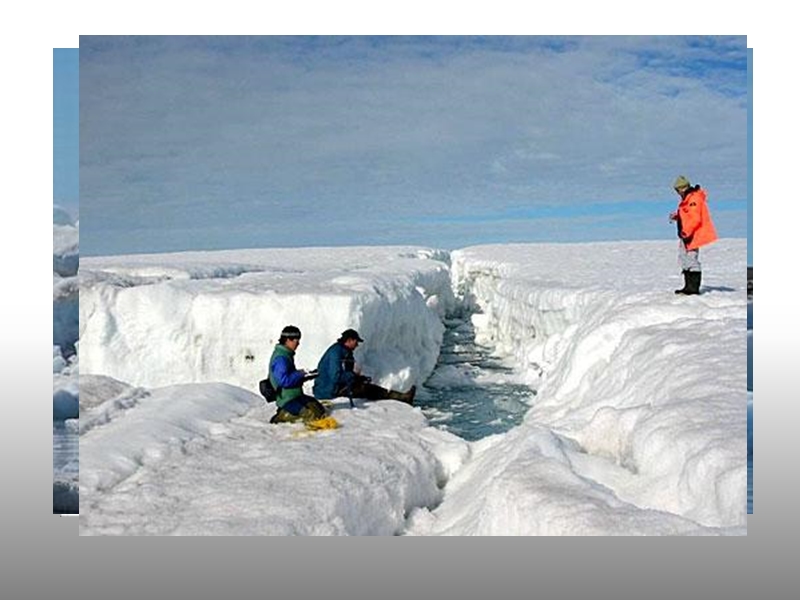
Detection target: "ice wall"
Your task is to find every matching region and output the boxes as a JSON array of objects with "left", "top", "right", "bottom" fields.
[{"left": 79, "top": 247, "right": 455, "bottom": 393}]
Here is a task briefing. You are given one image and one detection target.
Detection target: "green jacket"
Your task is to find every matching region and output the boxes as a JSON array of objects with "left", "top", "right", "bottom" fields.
[{"left": 268, "top": 344, "right": 305, "bottom": 407}]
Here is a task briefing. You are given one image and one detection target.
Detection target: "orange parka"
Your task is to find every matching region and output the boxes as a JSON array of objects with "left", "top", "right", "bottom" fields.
[{"left": 677, "top": 186, "right": 717, "bottom": 250}]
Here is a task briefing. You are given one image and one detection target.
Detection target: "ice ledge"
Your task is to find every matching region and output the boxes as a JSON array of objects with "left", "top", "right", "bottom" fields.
[{"left": 79, "top": 246, "right": 455, "bottom": 392}]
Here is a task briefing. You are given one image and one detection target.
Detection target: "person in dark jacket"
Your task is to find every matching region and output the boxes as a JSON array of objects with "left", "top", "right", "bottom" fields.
[
  {"left": 313, "top": 329, "right": 416, "bottom": 405},
  {"left": 268, "top": 325, "right": 324, "bottom": 424}
]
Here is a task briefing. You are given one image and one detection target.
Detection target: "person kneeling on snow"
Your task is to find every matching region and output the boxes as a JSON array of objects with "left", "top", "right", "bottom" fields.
[
  {"left": 313, "top": 329, "right": 416, "bottom": 405},
  {"left": 269, "top": 325, "right": 325, "bottom": 424}
]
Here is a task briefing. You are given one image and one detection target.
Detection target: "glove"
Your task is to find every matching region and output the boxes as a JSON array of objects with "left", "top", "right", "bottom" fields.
[{"left": 303, "top": 369, "right": 319, "bottom": 380}]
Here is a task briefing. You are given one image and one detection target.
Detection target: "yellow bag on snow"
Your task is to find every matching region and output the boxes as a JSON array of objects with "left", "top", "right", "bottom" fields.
[{"left": 305, "top": 416, "right": 340, "bottom": 431}]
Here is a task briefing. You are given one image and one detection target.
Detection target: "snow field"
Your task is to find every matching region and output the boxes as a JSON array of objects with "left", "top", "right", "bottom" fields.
[
  {"left": 79, "top": 377, "right": 468, "bottom": 535},
  {"left": 77, "top": 240, "right": 748, "bottom": 534}
]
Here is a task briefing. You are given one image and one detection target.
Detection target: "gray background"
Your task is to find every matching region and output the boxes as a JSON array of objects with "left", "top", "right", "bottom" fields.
[
  {"left": 9, "top": 9, "right": 795, "bottom": 600},
  {"left": 0, "top": 514, "right": 777, "bottom": 600}
]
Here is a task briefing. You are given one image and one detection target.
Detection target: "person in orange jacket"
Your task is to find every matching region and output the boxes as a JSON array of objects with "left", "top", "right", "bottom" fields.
[{"left": 669, "top": 175, "right": 718, "bottom": 295}]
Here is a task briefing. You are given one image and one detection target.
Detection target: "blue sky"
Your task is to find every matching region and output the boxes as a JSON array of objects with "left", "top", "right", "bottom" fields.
[
  {"left": 53, "top": 48, "right": 78, "bottom": 213},
  {"left": 73, "top": 36, "right": 749, "bottom": 257}
]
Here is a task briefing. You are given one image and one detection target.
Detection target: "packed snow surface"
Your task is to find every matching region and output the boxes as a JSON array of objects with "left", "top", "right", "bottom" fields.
[{"left": 78, "top": 239, "right": 747, "bottom": 535}]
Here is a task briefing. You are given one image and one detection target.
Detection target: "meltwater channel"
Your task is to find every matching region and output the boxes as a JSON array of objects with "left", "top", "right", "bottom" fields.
[
  {"left": 416, "top": 314, "right": 533, "bottom": 441},
  {"left": 417, "top": 305, "right": 754, "bottom": 516}
]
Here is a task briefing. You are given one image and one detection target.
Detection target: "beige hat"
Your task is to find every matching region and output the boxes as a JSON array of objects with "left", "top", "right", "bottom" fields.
[{"left": 673, "top": 175, "right": 691, "bottom": 191}]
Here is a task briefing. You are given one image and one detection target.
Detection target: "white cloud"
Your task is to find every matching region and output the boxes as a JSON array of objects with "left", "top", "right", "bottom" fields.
[{"left": 79, "top": 36, "right": 748, "bottom": 255}]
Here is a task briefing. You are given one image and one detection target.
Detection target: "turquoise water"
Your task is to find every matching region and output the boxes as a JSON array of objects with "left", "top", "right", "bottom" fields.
[
  {"left": 417, "top": 316, "right": 533, "bottom": 442},
  {"left": 420, "top": 305, "right": 754, "bottom": 515}
]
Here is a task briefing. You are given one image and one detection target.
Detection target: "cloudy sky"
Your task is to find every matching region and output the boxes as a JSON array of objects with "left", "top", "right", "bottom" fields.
[{"left": 77, "top": 36, "right": 748, "bottom": 256}]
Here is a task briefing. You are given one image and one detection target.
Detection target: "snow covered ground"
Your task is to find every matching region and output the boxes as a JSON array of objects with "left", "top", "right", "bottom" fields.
[
  {"left": 53, "top": 205, "right": 79, "bottom": 513},
  {"left": 78, "top": 239, "right": 747, "bottom": 535}
]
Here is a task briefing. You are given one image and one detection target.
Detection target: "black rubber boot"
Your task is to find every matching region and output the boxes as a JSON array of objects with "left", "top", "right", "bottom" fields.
[
  {"left": 675, "top": 270, "right": 690, "bottom": 294},
  {"left": 686, "top": 271, "right": 701, "bottom": 295},
  {"left": 675, "top": 271, "right": 701, "bottom": 295},
  {"left": 388, "top": 386, "right": 416, "bottom": 405}
]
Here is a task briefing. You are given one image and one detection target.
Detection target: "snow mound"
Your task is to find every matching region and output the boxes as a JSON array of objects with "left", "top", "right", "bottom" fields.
[{"left": 80, "top": 387, "right": 469, "bottom": 535}]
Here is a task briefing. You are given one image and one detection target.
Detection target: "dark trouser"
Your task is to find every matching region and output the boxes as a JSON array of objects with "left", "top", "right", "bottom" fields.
[
  {"left": 270, "top": 395, "right": 326, "bottom": 424},
  {"left": 336, "top": 376, "right": 415, "bottom": 405},
  {"left": 338, "top": 379, "right": 392, "bottom": 401}
]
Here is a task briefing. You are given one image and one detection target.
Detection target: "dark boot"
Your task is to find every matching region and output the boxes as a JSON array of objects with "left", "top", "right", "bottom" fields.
[
  {"left": 270, "top": 408, "right": 301, "bottom": 424},
  {"left": 675, "top": 270, "right": 690, "bottom": 294},
  {"left": 675, "top": 271, "right": 701, "bottom": 295},
  {"left": 270, "top": 398, "right": 326, "bottom": 424},
  {"left": 298, "top": 399, "right": 327, "bottom": 422},
  {"left": 686, "top": 271, "right": 701, "bottom": 295},
  {"left": 388, "top": 386, "right": 416, "bottom": 406}
]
